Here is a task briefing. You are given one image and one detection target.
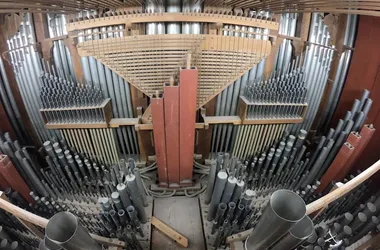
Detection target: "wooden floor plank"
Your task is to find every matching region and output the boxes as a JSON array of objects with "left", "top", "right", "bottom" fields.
[{"left": 152, "top": 197, "right": 206, "bottom": 250}]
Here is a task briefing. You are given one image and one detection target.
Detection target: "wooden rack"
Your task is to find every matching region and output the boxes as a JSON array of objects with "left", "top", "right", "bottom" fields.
[
  {"left": 66, "top": 12, "right": 280, "bottom": 32},
  {"left": 40, "top": 98, "right": 112, "bottom": 129},
  {"left": 237, "top": 96, "right": 308, "bottom": 125}
]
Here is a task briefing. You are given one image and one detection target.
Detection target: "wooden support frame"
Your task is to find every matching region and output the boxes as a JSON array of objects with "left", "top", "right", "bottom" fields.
[
  {"left": 237, "top": 96, "right": 308, "bottom": 125},
  {"left": 41, "top": 98, "right": 112, "bottom": 129},
  {"left": 66, "top": 12, "right": 279, "bottom": 32}
]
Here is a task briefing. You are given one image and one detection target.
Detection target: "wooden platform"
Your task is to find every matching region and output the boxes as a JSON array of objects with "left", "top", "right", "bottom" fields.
[{"left": 152, "top": 197, "right": 206, "bottom": 250}]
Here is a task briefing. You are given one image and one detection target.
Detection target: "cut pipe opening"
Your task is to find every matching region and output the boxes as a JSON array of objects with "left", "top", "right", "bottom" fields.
[
  {"left": 271, "top": 190, "right": 306, "bottom": 222},
  {"left": 46, "top": 212, "right": 78, "bottom": 244},
  {"left": 289, "top": 216, "right": 314, "bottom": 240}
]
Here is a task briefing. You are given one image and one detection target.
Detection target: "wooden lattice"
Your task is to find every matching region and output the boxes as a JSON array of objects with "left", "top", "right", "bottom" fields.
[{"left": 77, "top": 34, "right": 272, "bottom": 108}]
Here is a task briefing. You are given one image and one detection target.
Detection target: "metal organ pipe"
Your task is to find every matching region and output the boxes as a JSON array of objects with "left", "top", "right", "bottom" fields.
[{"left": 245, "top": 190, "right": 306, "bottom": 249}]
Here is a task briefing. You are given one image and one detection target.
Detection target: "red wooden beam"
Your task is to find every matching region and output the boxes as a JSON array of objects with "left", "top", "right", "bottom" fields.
[
  {"left": 317, "top": 142, "right": 355, "bottom": 193},
  {"left": 164, "top": 82, "right": 180, "bottom": 187},
  {"left": 179, "top": 66, "right": 198, "bottom": 186},
  {"left": 151, "top": 93, "right": 168, "bottom": 187},
  {"left": 0, "top": 155, "right": 33, "bottom": 203},
  {"left": 345, "top": 124, "right": 376, "bottom": 175}
]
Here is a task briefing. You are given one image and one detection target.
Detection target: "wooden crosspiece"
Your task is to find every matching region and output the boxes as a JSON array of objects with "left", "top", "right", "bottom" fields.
[{"left": 77, "top": 34, "right": 272, "bottom": 108}]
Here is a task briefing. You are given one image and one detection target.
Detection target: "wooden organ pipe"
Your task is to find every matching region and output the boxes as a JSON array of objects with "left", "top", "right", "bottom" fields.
[
  {"left": 164, "top": 80, "right": 180, "bottom": 186},
  {"left": 179, "top": 60, "right": 198, "bottom": 186},
  {"left": 151, "top": 92, "right": 169, "bottom": 187}
]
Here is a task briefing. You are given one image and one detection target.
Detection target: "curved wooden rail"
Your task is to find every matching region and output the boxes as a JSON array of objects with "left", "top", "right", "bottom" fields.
[
  {"left": 226, "top": 158, "right": 380, "bottom": 244},
  {"left": 0, "top": 193, "right": 125, "bottom": 247}
]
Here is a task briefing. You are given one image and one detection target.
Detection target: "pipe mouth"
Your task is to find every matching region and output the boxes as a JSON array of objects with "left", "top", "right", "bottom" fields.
[
  {"left": 371, "top": 216, "right": 379, "bottom": 225},
  {"left": 219, "top": 203, "right": 227, "bottom": 210},
  {"left": 127, "top": 206, "right": 135, "bottom": 213},
  {"left": 367, "top": 202, "right": 376, "bottom": 213},
  {"left": 10, "top": 242, "right": 18, "bottom": 249},
  {"left": 44, "top": 237, "right": 61, "bottom": 250},
  {"left": 289, "top": 216, "right": 314, "bottom": 240},
  {"left": 118, "top": 210, "right": 125, "bottom": 216},
  {"left": 0, "top": 239, "right": 7, "bottom": 247},
  {"left": 344, "top": 212, "right": 353, "bottom": 221},
  {"left": 358, "top": 212, "right": 367, "bottom": 222},
  {"left": 270, "top": 189, "right": 306, "bottom": 222},
  {"left": 46, "top": 212, "right": 78, "bottom": 245}
]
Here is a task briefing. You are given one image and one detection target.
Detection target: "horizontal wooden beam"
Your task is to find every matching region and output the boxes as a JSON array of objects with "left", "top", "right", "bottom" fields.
[{"left": 66, "top": 12, "right": 279, "bottom": 32}]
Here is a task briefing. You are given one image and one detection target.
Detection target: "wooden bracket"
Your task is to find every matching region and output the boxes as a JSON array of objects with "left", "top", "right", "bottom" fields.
[{"left": 151, "top": 216, "right": 189, "bottom": 248}]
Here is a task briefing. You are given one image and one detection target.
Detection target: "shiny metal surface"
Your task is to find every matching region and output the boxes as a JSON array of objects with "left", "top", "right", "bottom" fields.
[
  {"left": 46, "top": 212, "right": 101, "bottom": 250},
  {"left": 245, "top": 190, "right": 306, "bottom": 249},
  {"left": 271, "top": 216, "right": 314, "bottom": 250}
]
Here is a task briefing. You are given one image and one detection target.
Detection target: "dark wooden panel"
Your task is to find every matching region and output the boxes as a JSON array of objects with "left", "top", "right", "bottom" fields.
[
  {"left": 152, "top": 197, "right": 206, "bottom": 250},
  {"left": 330, "top": 16, "right": 380, "bottom": 187},
  {"left": 331, "top": 16, "right": 380, "bottom": 127}
]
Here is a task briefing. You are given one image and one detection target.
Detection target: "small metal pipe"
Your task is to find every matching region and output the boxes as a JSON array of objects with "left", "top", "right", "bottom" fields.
[
  {"left": 126, "top": 174, "right": 147, "bottom": 223},
  {"left": 117, "top": 183, "right": 132, "bottom": 209},
  {"left": 45, "top": 211, "right": 101, "bottom": 250},
  {"left": 10, "top": 241, "right": 25, "bottom": 250},
  {"left": 362, "top": 202, "right": 377, "bottom": 218},
  {"left": 349, "top": 212, "right": 367, "bottom": 232},
  {"left": 336, "top": 225, "right": 352, "bottom": 241},
  {"left": 245, "top": 190, "right": 306, "bottom": 249},
  {"left": 133, "top": 168, "right": 148, "bottom": 207},
  {"left": 231, "top": 179, "right": 244, "bottom": 204},
  {"left": 271, "top": 215, "right": 314, "bottom": 250},
  {"left": 221, "top": 175, "right": 237, "bottom": 204},
  {"left": 339, "top": 212, "right": 353, "bottom": 227},
  {"left": 205, "top": 160, "right": 217, "bottom": 205},
  {"left": 207, "top": 171, "right": 228, "bottom": 221},
  {"left": 349, "top": 216, "right": 379, "bottom": 244},
  {"left": 0, "top": 227, "right": 11, "bottom": 241}
]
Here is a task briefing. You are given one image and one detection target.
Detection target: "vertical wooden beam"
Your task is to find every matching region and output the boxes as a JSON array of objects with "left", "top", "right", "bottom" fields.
[
  {"left": 179, "top": 63, "right": 198, "bottom": 186},
  {"left": 0, "top": 17, "right": 39, "bottom": 145},
  {"left": 263, "top": 37, "right": 283, "bottom": 79},
  {"left": 298, "top": 13, "right": 311, "bottom": 43},
  {"left": 196, "top": 97, "right": 216, "bottom": 160},
  {"left": 63, "top": 37, "right": 84, "bottom": 82},
  {"left": 150, "top": 93, "right": 168, "bottom": 187},
  {"left": 33, "top": 13, "right": 54, "bottom": 66},
  {"left": 130, "top": 85, "right": 148, "bottom": 118},
  {"left": 135, "top": 107, "right": 154, "bottom": 162},
  {"left": 136, "top": 129, "right": 154, "bottom": 163},
  {"left": 164, "top": 82, "right": 180, "bottom": 186}
]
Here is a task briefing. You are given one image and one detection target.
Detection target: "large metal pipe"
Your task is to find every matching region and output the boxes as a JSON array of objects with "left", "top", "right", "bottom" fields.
[
  {"left": 245, "top": 190, "right": 306, "bottom": 249},
  {"left": 271, "top": 215, "right": 314, "bottom": 250},
  {"left": 46, "top": 211, "right": 101, "bottom": 250},
  {"left": 207, "top": 171, "right": 228, "bottom": 221},
  {"left": 39, "top": 237, "right": 62, "bottom": 250}
]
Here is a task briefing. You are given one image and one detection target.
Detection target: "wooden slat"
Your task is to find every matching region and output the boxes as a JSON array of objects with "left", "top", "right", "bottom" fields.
[
  {"left": 151, "top": 217, "right": 189, "bottom": 248},
  {"left": 67, "top": 12, "right": 280, "bottom": 32}
]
